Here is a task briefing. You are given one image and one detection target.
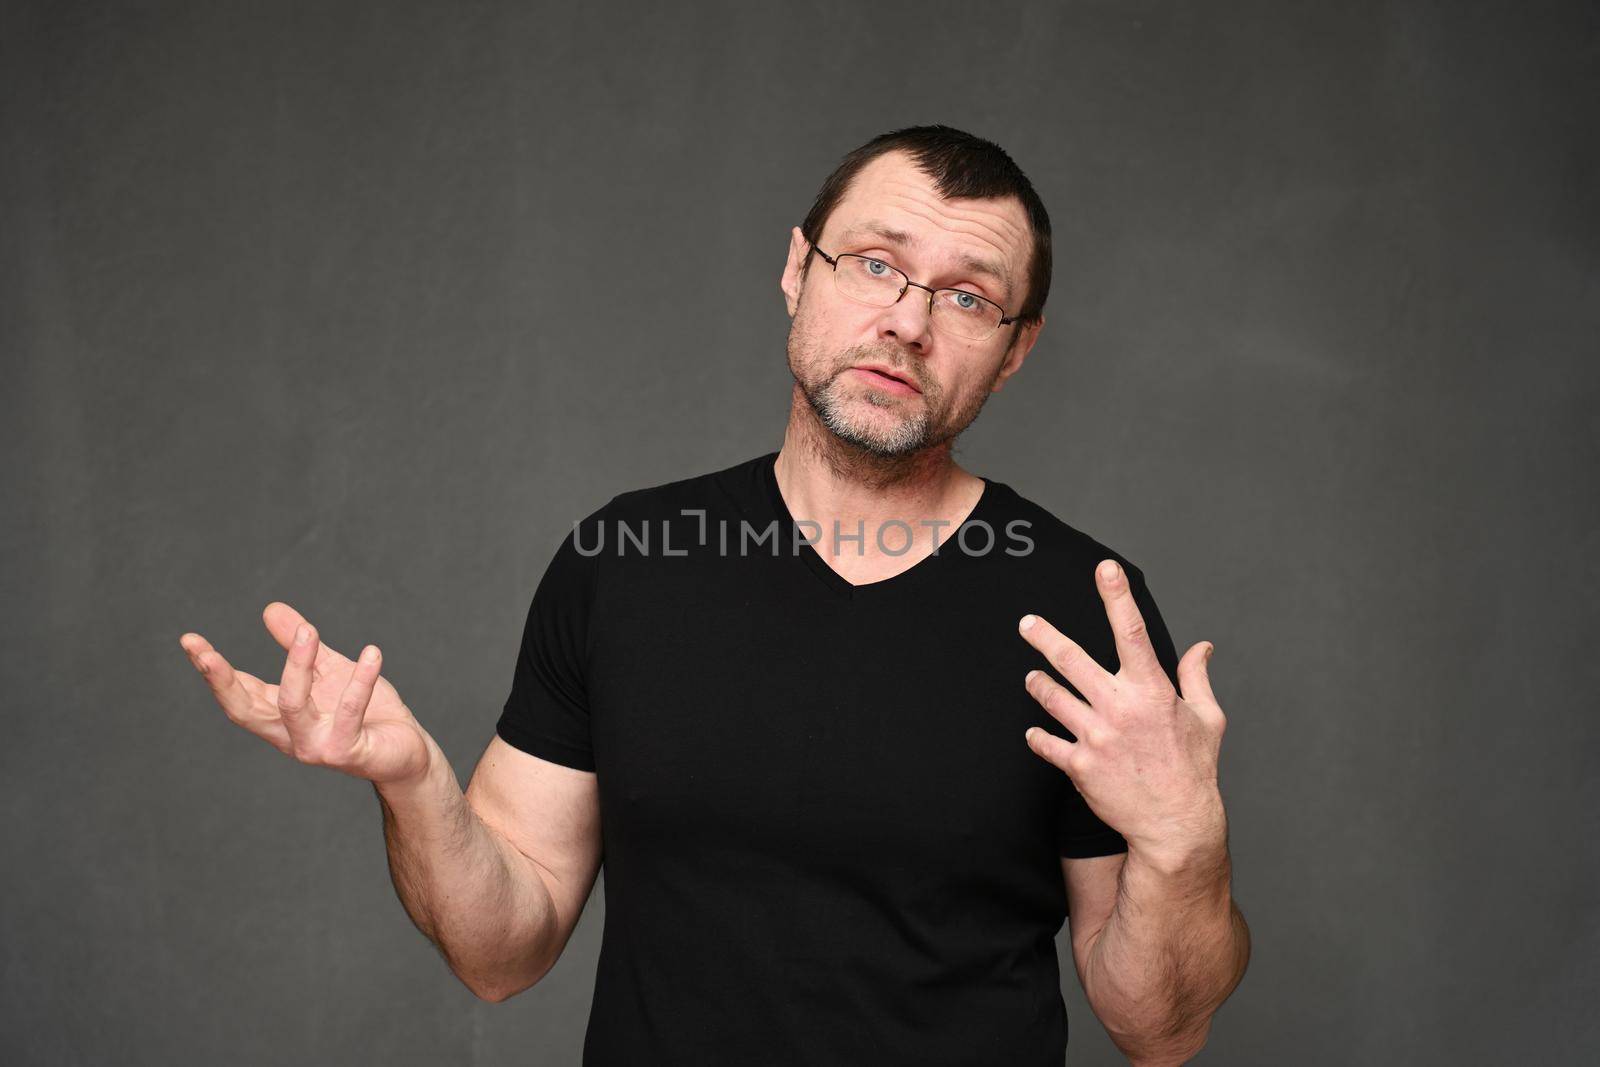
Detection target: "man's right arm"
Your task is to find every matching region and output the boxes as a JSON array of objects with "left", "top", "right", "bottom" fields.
[
  {"left": 375, "top": 731, "right": 603, "bottom": 1002},
  {"left": 180, "top": 598, "right": 604, "bottom": 1003}
]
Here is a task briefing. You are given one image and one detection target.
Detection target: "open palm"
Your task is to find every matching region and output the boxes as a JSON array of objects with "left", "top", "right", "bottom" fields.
[{"left": 180, "top": 601, "right": 431, "bottom": 785}]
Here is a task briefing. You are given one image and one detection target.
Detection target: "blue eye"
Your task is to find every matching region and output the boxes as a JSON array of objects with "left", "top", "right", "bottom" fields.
[
  {"left": 865, "top": 259, "right": 890, "bottom": 276},
  {"left": 953, "top": 292, "right": 977, "bottom": 310}
]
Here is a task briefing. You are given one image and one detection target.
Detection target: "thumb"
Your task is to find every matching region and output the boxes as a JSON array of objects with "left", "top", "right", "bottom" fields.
[{"left": 1177, "top": 641, "right": 1219, "bottom": 709}]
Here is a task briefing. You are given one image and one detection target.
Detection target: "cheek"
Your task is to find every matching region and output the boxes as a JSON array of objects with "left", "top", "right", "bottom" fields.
[
  {"left": 962, "top": 350, "right": 1011, "bottom": 392},
  {"left": 798, "top": 307, "right": 877, "bottom": 362},
  {"left": 791, "top": 297, "right": 831, "bottom": 342},
  {"left": 789, "top": 310, "right": 850, "bottom": 376},
  {"left": 928, "top": 361, "right": 986, "bottom": 401},
  {"left": 788, "top": 301, "right": 827, "bottom": 352}
]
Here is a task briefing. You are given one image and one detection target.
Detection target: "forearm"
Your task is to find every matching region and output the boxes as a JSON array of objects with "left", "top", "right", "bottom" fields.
[
  {"left": 1083, "top": 822, "right": 1251, "bottom": 1064},
  {"left": 374, "top": 732, "right": 560, "bottom": 1000}
]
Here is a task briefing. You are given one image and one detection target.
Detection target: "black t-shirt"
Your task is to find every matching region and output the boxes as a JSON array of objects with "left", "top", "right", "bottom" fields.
[{"left": 496, "top": 451, "right": 1182, "bottom": 1065}]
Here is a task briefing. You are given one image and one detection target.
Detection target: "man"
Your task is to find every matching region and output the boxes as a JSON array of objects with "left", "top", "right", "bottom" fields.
[{"left": 180, "top": 125, "right": 1250, "bottom": 1065}]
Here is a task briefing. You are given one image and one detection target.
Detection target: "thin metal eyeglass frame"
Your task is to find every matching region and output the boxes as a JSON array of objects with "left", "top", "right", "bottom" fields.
[{"left": 808, "top": 242, "right": 1019, "bottom": 340}]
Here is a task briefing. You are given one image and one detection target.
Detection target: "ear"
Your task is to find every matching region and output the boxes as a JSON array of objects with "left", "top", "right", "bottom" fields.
[
  {"left": 780, "top": 226, "right": 810, "bottom": 318},
  {"left": 989, "top": 313, "right": 1044, "bottom": 391}
]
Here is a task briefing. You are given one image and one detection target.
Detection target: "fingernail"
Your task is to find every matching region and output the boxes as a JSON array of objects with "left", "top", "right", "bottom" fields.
[
  {"left": 295, "top": 625, "right": 309, "bottom": 646},
  {"left": 1205, "top": 642, "right": 1215, "bottom": 663},
  {"left": 1025, "top": 727, "right": 1039, "bottom": 745},
  {"left": 361, "top": 646, "right": 378, "bottom": 665},
  {"left": 1025, "top": 669, "right": 1039, "bottom": 684},
  {"left": 1101, "top": 560, "right": 1119, "bottom": 582},
  {"left": 1019, "top": 614, "right": 1036, "bottom": 631}
]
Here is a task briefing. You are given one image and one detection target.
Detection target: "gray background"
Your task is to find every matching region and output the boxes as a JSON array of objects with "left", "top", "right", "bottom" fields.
[{"left": 3, "top": 1, "right": 1595, "bottom": 1063}]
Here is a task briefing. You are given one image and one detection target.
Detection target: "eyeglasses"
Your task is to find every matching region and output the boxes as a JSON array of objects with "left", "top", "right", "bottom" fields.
[{"left": 808, "top": 242, "right": 1019, "bottom": 342}]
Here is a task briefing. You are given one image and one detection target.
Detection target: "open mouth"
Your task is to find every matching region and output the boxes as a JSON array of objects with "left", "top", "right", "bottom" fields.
[{"left": 850, "top": 365, "right": 921, "bottom": 395}]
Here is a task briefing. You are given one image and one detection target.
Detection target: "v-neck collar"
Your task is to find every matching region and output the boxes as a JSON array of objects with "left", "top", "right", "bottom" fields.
[{"left": 757, "top": 451, "right": 994, "bottom": 601}]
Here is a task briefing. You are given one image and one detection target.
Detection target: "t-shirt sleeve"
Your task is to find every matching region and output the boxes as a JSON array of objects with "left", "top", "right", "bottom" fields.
[
  {"left": 495, "top": 523, "right": 601, "bottom": 772},
  {"left": 1057, "top": 560, "right": 1183, "bottom": 858}
]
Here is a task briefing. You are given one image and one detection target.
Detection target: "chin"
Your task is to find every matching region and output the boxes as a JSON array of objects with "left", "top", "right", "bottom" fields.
[
  {"left": 827, "top": 411, "right": 932, "bottom": 456},
  {"left": 807, "top": 375, "right": 937, "bottom": 452}
]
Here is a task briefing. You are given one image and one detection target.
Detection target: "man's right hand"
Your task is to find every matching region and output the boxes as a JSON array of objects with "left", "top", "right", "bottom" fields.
[{"left": 180, "top": 602, "right": 433, "bottom": 786}]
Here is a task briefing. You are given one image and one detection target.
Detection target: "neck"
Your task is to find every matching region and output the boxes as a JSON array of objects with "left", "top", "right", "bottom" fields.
[{"left": 773, "top": 384, "right": 984, "bottom": 543}]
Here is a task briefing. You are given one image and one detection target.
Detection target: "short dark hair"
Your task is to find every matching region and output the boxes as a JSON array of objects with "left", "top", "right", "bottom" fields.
[{"left": 799, "top": 124, "right": 1052, "bottom": 329}]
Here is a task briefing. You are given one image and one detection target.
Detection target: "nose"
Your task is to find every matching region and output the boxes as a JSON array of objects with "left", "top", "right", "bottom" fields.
[{"left": 877, "top": 283, "right": 934, "bottom": 352}]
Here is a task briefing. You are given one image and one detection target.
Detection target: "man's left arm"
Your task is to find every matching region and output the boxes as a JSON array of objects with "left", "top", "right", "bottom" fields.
[{"left": 1020, "top": 559, "right": 1251, "bottom": 1064}]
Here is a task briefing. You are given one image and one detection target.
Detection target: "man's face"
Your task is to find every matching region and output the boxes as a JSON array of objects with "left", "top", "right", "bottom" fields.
[{"left": 779, "top": 150, "right": 1044, "bottom": 457}]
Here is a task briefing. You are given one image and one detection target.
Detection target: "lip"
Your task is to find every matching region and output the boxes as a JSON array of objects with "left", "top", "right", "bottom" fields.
[{"left": 849, "top": 363, "right": 922, "bottom": 395}]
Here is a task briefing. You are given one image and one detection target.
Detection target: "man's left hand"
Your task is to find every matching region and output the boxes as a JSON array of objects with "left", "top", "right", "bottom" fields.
[{"left": 1018, "top": 559, "right": 1228, "bottom": 867}]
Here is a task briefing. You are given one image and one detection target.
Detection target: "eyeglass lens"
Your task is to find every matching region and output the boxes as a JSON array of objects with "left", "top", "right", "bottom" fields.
[{"left": 832, "top": 255, "right": 1003, "bottom": 340}]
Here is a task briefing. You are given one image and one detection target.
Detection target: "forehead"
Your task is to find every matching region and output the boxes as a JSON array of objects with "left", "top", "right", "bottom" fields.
[{"left": 824, "top": 150, "right": 1031, "bottom": 296}]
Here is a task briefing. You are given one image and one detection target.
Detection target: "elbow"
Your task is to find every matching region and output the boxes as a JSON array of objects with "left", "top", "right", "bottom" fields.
[
  {"left": 471, "top": 981, "right": 519, "bottom": 1004},
  {"left": 461, "top": 951, "right": 559, "bottom": 1004},
  {"left": 439, "top": 906, "right": 568, "bottom": 1004},
  {"left": 1118, "top": 1021, "right": 1212, "bottom": 1067},
  {"left": 470, "top": 982, "right": 511, "bottom": 1004},
  {"left": 458, "top": 965, "right": 515, "bottom": 1003},
  {"left": 467, "top": 973, "right": 531, "bottom": 1004},
  {"left": 1094, "top": 990, "right": 1217, "bottom": 1066},
  {"left": 1128, "top": 1046, "right": 1208, "bottom": 1067}
]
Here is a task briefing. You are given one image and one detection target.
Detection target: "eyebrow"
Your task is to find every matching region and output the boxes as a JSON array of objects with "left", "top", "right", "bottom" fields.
[{"left": 838, "top": 221, "right": 1014, "bottom": 301}]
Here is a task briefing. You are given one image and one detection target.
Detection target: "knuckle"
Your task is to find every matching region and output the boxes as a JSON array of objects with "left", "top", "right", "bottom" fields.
[
  {"left": 1132, "top": 679, "right": 1169, "bottom": 707},
  {"left": 1047, "top": 643, "right": 1079, "bottom": 673}
]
